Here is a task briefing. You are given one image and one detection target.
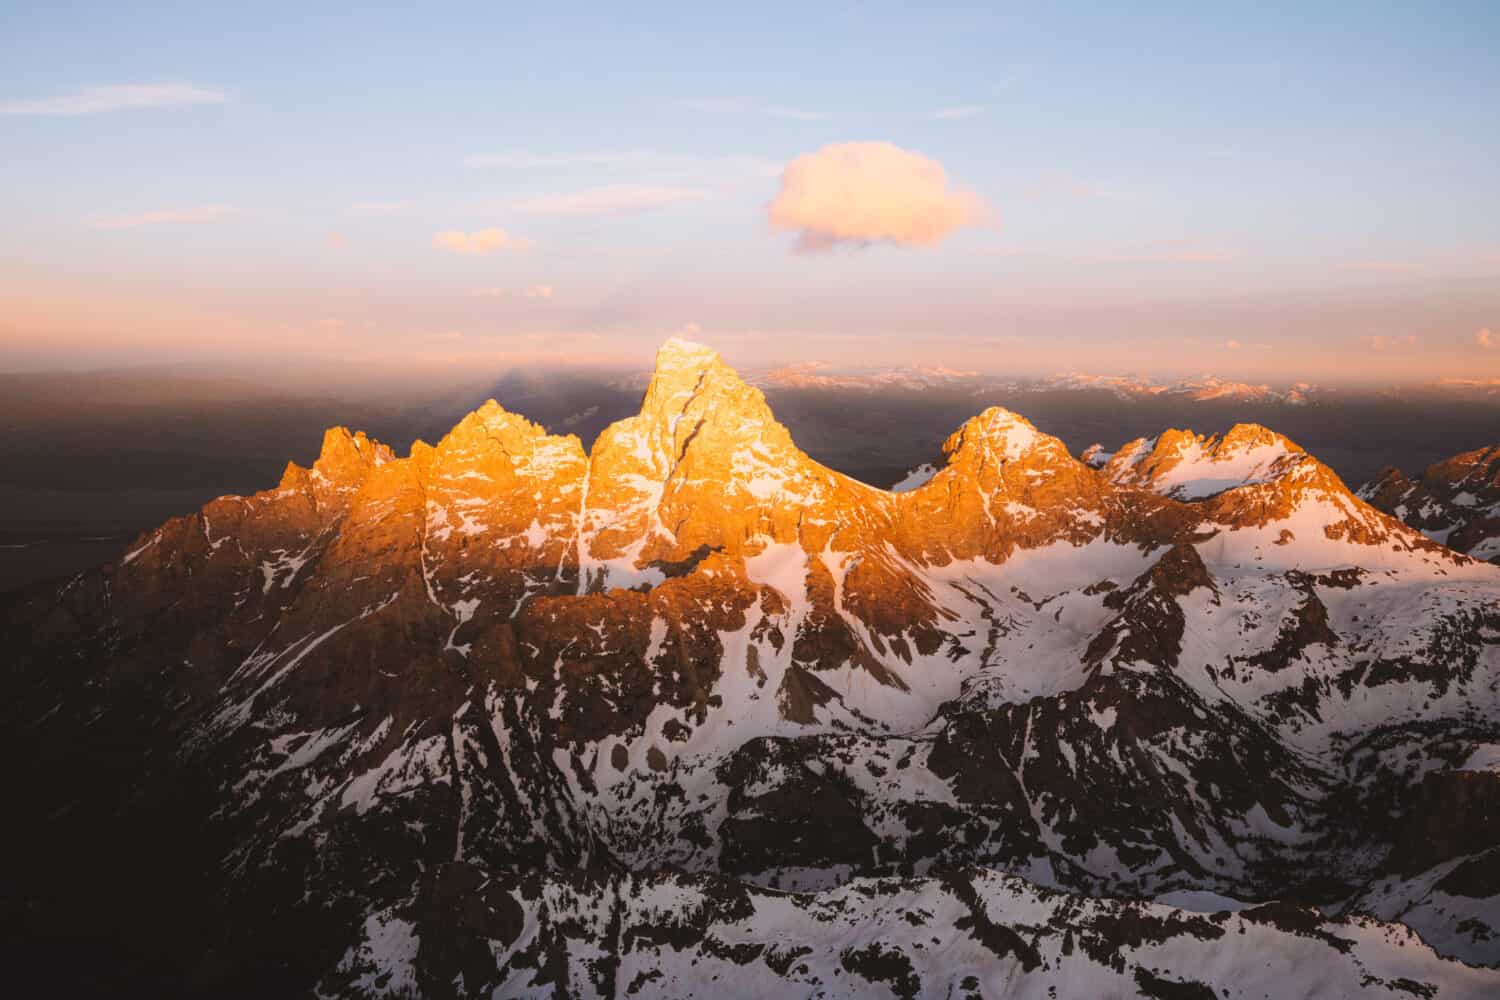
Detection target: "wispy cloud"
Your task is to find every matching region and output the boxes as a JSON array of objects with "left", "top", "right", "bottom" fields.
[
  {"left": 462, "top": 149, "right": 780, "bottom": 178},
  {"left": 763, "top": 106, "right": 828, "bottom": 121},
  {"left": 932, "top": 105, "right": 985, "bottom": 121},
  {"left": 677, "top": 98, "right": 746, "bottom": 115},
  {"left": 980, "top": 241, "right": 1231, "bottom": 264},
  {"left": 1025, "top": 172, "right": 1130, "bottom": 201},
  {"left": 347, "top": 200, "right": 415, "bottom": 217},
  {"left": 0, "top": 83, "right": 228, "bottom": 116},
  {"left": 469, "top": 285, "right": 554, "bottom": 300},
  {"left": 91, "top": 204, "right": 238, "bottom": 229},
  {"left": 432, "top": 228, "right": 527, "bottom": 255},
  {"left": 1360, "top": 333, "right": 1419, "bottom": 352},
  {"left": 679, "top": 98, "right": 828, "bottom": 121},
  {"left": 1340, "top": 259, "right": 1418, "bottom": 274},
  {"left": 1362, "top": 334, "right": 1416, "bottom": 353},
  {"left": 1480, "top": 328, "right": 1495, "bottom": 350},
  {"left": 1094, "top": 247, "right": 1232, "bottom": 263},
  {"left": 511, "top": 185, "right": 708, "bottom": 217},
  {"left": 465, "top": 150, "right": 657, "bottom": 169}
]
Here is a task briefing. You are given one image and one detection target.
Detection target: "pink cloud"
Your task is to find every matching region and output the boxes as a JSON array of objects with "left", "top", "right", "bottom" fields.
[
  {"left": 432, "top": 228, "right": 526, "bottom": 255},
  {"left": 1361, "top": 333, "right": 1418, "bottom": 352},
  {"left": 1095, "top": 248, "right": 1231, "bottom": 263},
  {"left": 91, "top": 204, "right": 237, "bottom": 229},
  {"left": 1480, "top": 328, "right": 1495, "bottom": 350},
  {"left": 768, "top": 142, "right": 987, "bottom": 252},
  {"left": 511, "top": 185, "right": 706, "bottom": 217}
]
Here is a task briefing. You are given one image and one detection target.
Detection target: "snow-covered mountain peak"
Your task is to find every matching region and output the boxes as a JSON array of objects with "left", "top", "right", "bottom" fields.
[
  {"left": 643, "top": 337, "right": 728, "bottom": 404},
  {"left": 944, "top": 406, "right": 1069, "bottom": 465},
  {"left": 629, "top": 337, "right": 784, "bottom": 462},
  {"left": 1100, "top": 423, "right": 1313, "bottom": 501}
]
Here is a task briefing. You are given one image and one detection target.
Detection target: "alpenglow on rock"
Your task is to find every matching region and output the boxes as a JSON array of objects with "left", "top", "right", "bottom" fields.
[{"left": 5, "top": 338, "right": 1500, "bottom": 997}]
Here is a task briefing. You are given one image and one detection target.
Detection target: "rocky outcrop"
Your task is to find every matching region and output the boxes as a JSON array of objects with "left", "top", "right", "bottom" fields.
[{"left": 1360, "top": 445, "right": 1500, "bottom": 562}]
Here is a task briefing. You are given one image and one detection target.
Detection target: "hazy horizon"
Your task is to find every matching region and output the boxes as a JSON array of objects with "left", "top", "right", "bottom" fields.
[{"left": 6, "top": 336, "right": 1500, "bottom": 390}]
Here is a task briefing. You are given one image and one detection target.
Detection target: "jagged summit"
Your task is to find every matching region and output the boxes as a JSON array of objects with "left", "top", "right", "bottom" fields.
[
  {"left": 653, "top": 335, "right": 722, "bottom": 372},
  {"left": 277, "top": 425, "right": 393, "bottom": 496},
  {"left": 448, "top": 397, "right": 547, "bottom": 436},
  {"left": 1099, "top": 422, "right": 1314, "bottom": 501},
  {"left": 640, "top": 338, "right": 731, "bottom": 413},
  {"left": 942, "top": 406, "right": 1066, "bottom": 465},
  {"left": 635, "top": 338, "right": 778, "bottom": 444},
  {"left": 1359, "top": 443, "right": 1500, "bottom": 562}
]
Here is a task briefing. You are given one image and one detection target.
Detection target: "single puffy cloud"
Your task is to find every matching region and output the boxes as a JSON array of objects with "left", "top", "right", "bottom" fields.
[
  {"left": 768, "top": 142, "right": 986, "bottom": 251},
  {"left": 1223, "top": 339, "right": 1242, "bottom": 350},
  {"left": 524, "top": 285, "right": 554, "bottom": 299},
  {"left": 1479, "top": 328, "right": 1495, "bottom": 349},
  {"left": 432, "top": 228, "right": 525, "bottom": 255}
]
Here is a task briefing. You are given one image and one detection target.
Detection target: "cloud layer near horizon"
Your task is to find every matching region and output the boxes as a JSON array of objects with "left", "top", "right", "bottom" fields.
[{"left": 768, "top": 142, "right": 987, "bottom": 252}]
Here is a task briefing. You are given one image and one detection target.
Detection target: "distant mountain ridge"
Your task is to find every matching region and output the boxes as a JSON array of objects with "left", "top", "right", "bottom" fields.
[
  {"left": 5, "top": 338, "right": 1500, "bottom": 997},
  {"left": 1359, "top": 444, "right": 1500, "bottom": 562},
  {"left": 739, "top": 361, "right": 1321, "bottom": 404}
]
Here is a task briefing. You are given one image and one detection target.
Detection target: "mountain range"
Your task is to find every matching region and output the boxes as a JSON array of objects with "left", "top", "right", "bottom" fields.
[
  {"left": 5, "top": 338, "right": 1499, "bottom": 998},
  {"left": 746, "top": 362, "right": 1320, "bottom": 405}
]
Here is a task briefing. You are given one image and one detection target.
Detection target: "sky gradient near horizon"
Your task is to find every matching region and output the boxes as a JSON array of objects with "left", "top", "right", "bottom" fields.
[{"left": 2, "top": 2, "right": 1498, "bottom": 379}]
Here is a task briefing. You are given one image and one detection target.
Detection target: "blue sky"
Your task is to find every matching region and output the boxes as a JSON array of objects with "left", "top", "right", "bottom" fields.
[{"left": 2, "top": 2, "right": 1497, "bottom": 377}]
